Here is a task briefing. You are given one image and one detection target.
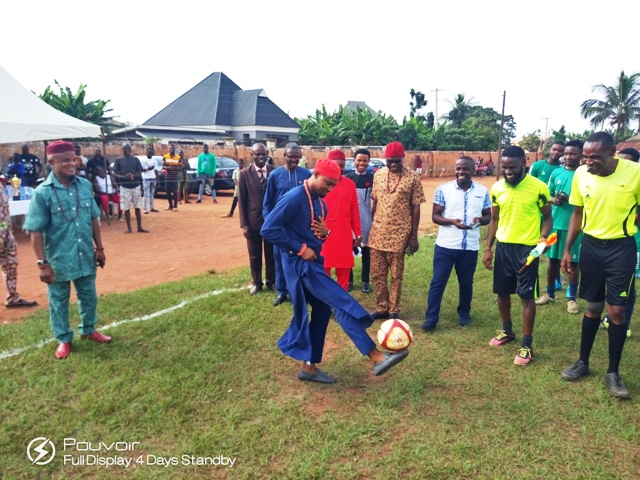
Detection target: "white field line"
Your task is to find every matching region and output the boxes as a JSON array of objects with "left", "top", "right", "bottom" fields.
[{"left": 0, "top": 286, "right": 247, "bottom": 361}]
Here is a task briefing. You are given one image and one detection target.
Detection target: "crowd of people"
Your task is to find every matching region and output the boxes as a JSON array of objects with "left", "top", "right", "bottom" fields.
[{"left": 7, "top": 133, "right": 640, "bottom": 397}]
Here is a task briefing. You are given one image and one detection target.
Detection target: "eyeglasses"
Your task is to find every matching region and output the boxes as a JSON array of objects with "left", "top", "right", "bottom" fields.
[{"left": 386, "top": 159, "right": 402, "bottom": 164}]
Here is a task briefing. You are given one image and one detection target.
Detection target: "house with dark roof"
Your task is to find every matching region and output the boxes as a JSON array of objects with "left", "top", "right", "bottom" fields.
[{"left": 110, "top": 72, "right": 299, "bottom": 146}]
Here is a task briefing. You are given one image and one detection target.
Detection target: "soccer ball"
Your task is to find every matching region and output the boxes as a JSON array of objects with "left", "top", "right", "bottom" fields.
[{"left": 377, "top": 319, "right": 413, "bottom": 351}]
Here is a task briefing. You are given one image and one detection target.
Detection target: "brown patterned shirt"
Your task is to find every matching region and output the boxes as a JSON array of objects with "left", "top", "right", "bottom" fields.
[{"left": 369, "top": 164, "right": 426, "bottom": 252}]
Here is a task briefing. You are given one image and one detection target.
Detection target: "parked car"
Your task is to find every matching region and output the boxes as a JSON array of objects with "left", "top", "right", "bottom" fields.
[
  {"left": 183, "top": 156, "right": 239, "bottom": 195},
  {"left": 134, "top": 156, "right": 200, "bottom": 197}
]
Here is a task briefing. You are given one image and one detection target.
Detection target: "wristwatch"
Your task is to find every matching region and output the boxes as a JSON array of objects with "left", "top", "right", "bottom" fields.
[{"left": 37, "top": 259, "right": 49, "bottom": 268}]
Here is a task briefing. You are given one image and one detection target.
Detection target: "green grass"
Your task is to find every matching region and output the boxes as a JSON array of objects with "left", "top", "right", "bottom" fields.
[{"left": 1, "top": 237, "right": 639, "bottom": 479}]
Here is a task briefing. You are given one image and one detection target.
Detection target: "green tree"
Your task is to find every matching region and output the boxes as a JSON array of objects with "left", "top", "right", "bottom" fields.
[
  {"left": 442, "top": 93, "right": 476, "bottom": 128},
  {"left": 409, "top": 89, "right": 428, "bottom": 121},
  {"left": 580, "top": 70, "right": 640, "bottom": 142},
  {"left": 552, "top": 125, "right": 567, "bottom": 144},
  {"left": 38, "top": 80, "right": 116, "bottom": 136},
  {"left": 519, "top": 130, "right": 542, "bottom": 152}
]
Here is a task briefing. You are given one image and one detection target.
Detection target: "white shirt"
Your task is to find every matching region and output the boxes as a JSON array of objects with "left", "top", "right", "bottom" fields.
[
  {"left": 434, "top": 180, "right": 490, "bottom": 251},
  {"left": 96, "top": 174, "right": 116, "bottom": 195},
  {"left": 141, "top": 156, "right": 157, "bottom": 180}
]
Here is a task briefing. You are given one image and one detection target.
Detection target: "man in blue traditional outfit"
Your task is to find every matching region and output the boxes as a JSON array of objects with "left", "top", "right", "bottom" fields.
[
  {"left": 261, "top": 159, "right": 409, "bottom": 384},
  {"left": 263, "top": 142, "right": 312, "bottom": 306}
]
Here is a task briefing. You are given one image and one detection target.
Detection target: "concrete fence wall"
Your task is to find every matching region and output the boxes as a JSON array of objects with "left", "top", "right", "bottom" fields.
[{"left": 0, "top": 141, "right": 543, "bottom": 177}]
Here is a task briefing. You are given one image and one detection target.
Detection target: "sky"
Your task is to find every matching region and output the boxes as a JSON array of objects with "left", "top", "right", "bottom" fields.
[{"left": 2, "top": 0, "right": 638, "bottom": 139}]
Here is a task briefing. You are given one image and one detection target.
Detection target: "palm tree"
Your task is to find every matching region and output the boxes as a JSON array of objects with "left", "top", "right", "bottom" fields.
[
  {"left": 442, "top": 93, "right": 476, "bottom": 128},
  {"left": 580, "top": 71, "right": 640, "bottom": 142}
]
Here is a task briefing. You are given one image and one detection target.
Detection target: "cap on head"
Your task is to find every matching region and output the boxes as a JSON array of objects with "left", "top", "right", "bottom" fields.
[
  {"left": 328, "top": 150, "right": 346, "bottom": 161},
  {"left": 385, "top": 141, "right": 405, "bottom": 158},
  {"left": 314, "top": 159, "right": 341, "bottom": 180},
  {"left": 46, "top": 140, "right": 75, "bottom": 155}
]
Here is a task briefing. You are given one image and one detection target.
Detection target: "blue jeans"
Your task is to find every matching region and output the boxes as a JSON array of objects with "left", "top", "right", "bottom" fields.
[
  {"left": 143, "top": 178, "right": 156, "bottom": 211},
  {"left": 425, "top": 245, "right": 478, "bottom": 325},
  {"left": 198, "top": 174, "right": 216, "bottom": 201}
]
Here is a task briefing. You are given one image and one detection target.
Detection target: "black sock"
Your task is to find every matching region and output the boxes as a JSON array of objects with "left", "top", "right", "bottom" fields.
[
  {"left": 522, "top": 335, "right": 533, "bottom": 349},
  {"left": 579, "top": 315, "right": 600, "bottom": 365},
  {"left": 607, "top": 321, "right": 627, "bottom": 374},
  {"left": 503, "top": 320, "right": 513, "bottom": 335}
]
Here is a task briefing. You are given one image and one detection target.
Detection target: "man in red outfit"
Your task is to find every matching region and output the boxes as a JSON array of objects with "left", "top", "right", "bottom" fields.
[{"left": 320, "top": 151, "right": 362, "bottom": 290}]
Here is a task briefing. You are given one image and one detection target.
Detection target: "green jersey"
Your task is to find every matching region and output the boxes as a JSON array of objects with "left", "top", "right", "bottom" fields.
[
  {"left": 530, "top": 159, "right": 561, "bottom": 186},
  {"left": 548, "top": 167, "right": 577, "bottom": 231}
]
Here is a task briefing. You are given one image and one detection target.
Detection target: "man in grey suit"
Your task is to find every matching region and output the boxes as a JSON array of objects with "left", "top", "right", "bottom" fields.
[{"left": 238, "top": 143, "right": 276, "bottom": 295}]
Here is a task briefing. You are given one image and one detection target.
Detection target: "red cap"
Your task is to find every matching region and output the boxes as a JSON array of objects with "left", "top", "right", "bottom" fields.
[
  {"left": 314, "top": 159, "right": 341, "bottom": 180},
  {"left": 46, "top": 140, "right": 75, "bottom": 155},
  {"left": 385, "top": 141, "right": 405, "bottom": 158},
  {"left": 328, "top": 149, "right": 346, "bottom": 161}
]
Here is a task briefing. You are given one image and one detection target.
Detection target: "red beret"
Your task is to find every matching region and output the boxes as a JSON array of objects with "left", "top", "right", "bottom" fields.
[
  {"left": 328, "top": 149, "right": 346, "bottom": 161},
  {"left": 385, "top": 141, "right": 405, "bottom": 158},
  {"left": 46, "top": 140, "right": 75, "bottom": 155},
  {"left": 314, "top": 159, "right": 341, "bottom": 180}
]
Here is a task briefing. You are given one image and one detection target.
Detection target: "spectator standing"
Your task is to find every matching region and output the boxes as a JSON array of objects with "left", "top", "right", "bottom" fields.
[
  {"left": 113, "top": 142, "right": 148, "bottom": 234},
  {"left": 162, "top": 144, "right": 182, "bottom": 211},
  {"left": 19, "top": 144, "right": 43, "bottom": 187},
  {"left": 197, "top": 144, "right": 217, "bottom": 204},
  {"left": 222, "top": 159, "right": 244, "bottom": 218},
  {"left": 140, "top": 147, "right": 159, "bottom": 213}
]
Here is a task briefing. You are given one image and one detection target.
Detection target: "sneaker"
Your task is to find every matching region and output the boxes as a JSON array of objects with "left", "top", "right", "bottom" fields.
[
  {"left": 420, "top": 319, "right": 437, "bottom": 332},
  {"left": 514, "top": 346, "right": 533, "bottom": 365},
  {"left": 561, "top": 360, "right": 590, "bottom": 381},
  {"left": 361, "top": 282, "right": 371, "bottom": 293},
  {"left": 143, "top": 211, "right": 148, "bottom": 214},
  {"left": 489, "top": 330, "right": 516, "bottom": 346},
  {"left": 459, "top": 316, "right": 471, "bottom": 327},
  {"left": 567, "top": 300, "right": 579, "bottom": 314},
  {"left": 535, "top": 293, "right": 555, "bottom": 305},
  {"left": 603, "top": 372, "right": 631, "bottom": 398},
  {"left": 600, "top": 315, "right": 610, "bottom": 330}
]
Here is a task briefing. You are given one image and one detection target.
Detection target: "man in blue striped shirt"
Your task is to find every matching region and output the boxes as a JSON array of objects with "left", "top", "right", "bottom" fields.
[{"left": 422, "top": 156, "right": 491, "bottom": 331}]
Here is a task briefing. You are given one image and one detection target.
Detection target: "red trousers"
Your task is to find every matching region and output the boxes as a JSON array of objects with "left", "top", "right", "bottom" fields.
[
  {"left": 324, "top": 267, "right": 350, "bottom": 291},
  {"left": 98, "top": 193, "right": 122, "bottom": 216}
]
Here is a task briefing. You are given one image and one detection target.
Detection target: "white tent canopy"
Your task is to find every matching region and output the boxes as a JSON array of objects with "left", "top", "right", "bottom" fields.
[{"left": 0, "top": 65, "right": 102, "bottom": 144}]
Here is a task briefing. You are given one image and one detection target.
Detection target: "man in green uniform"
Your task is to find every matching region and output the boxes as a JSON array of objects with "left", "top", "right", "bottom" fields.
[
  {"left": 24, "top": 141, "right": 111, "bottom": 360},
  {"left": 560, "top": 133, "right": 640, "bottom": 398}
]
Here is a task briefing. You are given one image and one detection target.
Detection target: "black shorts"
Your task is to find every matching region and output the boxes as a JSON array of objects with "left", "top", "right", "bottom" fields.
[
  {"left": 579, "top": 234, "right": 636, "bottom": 306},
  {"left": 493, "top": 242, "right": 539, "bottom": 299}
]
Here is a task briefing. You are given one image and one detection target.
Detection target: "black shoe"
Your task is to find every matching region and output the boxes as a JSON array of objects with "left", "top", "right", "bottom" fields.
[
  {"left": 459, "top": 316, "right": 471, "bottom": 327},
  {"left": 370, "top": 310, "right": 389, "bottom": 320},
  {"left": 196, "top": 199, "right": 202, "bottom": 203},
  {"left": 150, "top": 209, "right": 159, "bottom": 212},
  {"left": 389, "top": 312, "right": 400, "bottom": 319},
  {"left": 361, "top": 282, "right": 371, "bottom": 293},
  {"left": 561, "top": 360, "right": 590, "bottom": 381},
  {"left": 249, "top": 285, "right": 262, "bottom": 295},
  {"left": 421, "top": 320, "right": 437, "bottom": 332},
  {"left": 373, "top": 350, "right": 409, "bottom": 376},
  {"left": 298, "top": 368, "right": 336, "bottom": 384},
  {"left": 273, "top": 295, "right": 288, "bottom": 306},
  {"left": 603, "top": 372, "right": 631, "bottom": 398},
  {"left": 265, "top": 282, "right": 276, "bottom": 292},
  {"left": 348, "top": 281, "right": 353, "bottom": 292}
]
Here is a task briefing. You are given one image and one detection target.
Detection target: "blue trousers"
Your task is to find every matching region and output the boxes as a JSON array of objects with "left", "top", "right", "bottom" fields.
[
  {"left": 47, "top": 274, "right": 98, "bottom": 343},
  {"left": 425, "top": 245, "right": 478, "bottom": 324},
  {"left": 274, "top": 246, "right": 288, "bottom": 297},
  {"left": 198, "top": 174, "right": 216, "bottom": 201},
  {"left": 278, "top": 254, "right": 376, "bottom": 363}
]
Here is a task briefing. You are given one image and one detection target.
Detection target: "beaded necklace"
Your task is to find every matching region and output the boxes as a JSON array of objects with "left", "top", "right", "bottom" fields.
[
  {"left": 51, "top": 180, "right": 81, "bottom": 222},
  {"left": 387, "top": 168, "right": 402, "bottom": 194},
  {"left": 304, "top": 180, "right": 325, "bottom": 225}
]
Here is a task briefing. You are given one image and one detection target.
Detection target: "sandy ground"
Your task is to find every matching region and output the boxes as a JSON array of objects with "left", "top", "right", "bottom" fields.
[{"left": 2, "top": 175, "right": 497, "bottom": 324}]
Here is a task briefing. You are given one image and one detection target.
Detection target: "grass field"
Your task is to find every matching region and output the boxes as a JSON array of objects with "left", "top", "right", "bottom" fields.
[{"left": 1, "top": 237, "right": 639, "bottom": 479}]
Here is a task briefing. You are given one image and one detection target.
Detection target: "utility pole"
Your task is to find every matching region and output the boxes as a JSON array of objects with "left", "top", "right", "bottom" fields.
[
  {"left": 540, "top": 117, "right": 552, "bottom": 152},
  {"left": 496, "top": 91, "right": 506, "bottom": 179},
  {"left": 431, "top": 87, "right": 444, "bottom": 128}
]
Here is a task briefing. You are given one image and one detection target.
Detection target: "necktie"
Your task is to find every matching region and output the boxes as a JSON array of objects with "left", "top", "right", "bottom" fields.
[{"left": 259, "top": 169, "right": 266, "bottom": 189}]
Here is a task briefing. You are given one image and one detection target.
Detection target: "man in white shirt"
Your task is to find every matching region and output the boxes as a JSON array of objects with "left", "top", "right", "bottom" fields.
[
  {"left": 140, "top": 147, "right": 159, "bottom": 213},
  {"left": 422, "top": 156, "right": 491, "bottom": 331}
]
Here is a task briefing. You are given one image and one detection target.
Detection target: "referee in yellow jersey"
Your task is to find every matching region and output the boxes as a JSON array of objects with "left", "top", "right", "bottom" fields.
[{"left": 561, "top": 132, "right": 640, "bottom": 398}]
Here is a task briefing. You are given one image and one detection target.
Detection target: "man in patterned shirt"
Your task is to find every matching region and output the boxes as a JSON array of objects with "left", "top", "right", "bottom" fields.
[
  {"left": 483, "top": 146, "right": 552, "bottom": 365},
  {"left": 369, "top": 141, "right": 426, "bottom": 320}
]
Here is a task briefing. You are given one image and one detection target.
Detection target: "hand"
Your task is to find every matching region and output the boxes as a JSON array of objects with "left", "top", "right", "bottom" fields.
[
  {"left": 242, "top": 226, "right": 251, "bottom": 239},
  {"left": 127, "top": 173, "right": 134, "bottom": 180},
  {"left": 483, "top": 249, "right": 493, "bottom": 270},
  {"left": 407, "top": 237, "right": 419, "bottom": 254},
  {"left": 311, "top": 218, "right": 328, "bottom": 239},
  {"left": 94, "top": 250, "right": 106, "bottom": 268},
  {"left": 353, "top": 236, "right": 362, "bottom": 248},
  {"left": 300, "top": 247, "right": 317, "bottom": 261},
  {"left": 561, "top": 251, "right": 573, "bottom": 276},
  {"left": 39, "top": 265, "right": 55, "bottom": 284},
  {"left": 452, "top": 219, "right": 471, "bottom": 230}
]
